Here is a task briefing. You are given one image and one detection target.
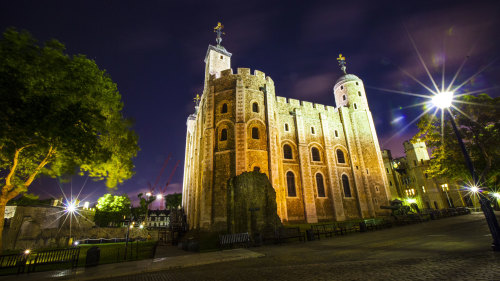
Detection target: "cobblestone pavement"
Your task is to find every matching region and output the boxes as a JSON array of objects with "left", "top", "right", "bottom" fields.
[{"left": 97, "top": 214, "right": 500, "bottom": 281}]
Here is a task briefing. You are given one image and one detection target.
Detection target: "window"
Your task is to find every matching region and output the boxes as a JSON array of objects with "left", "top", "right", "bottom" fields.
[
  {"left": 421, "top": 159, "right": 424, "bottom": 165},
  {"left": 283, "top": 144, "right": 293, "bottom": 159},
  {"left": 342, "top": 95, "right": 346, "bottom": 101},
  {"left": 311, "top": 147, "right": 321, "bottom": 161},
  {"left": 414, "top": 160, "right": 417, "bottom": 166},
  {"left": 252, "top": 127, "right": 259, "bottom": 139},
  {"left": 253, "top": 166, "right": 260, "bottom": 172},
  {"left": 286, "top": 171, "right": 296, "bottom": 197},
  {"left": 386, "top": 168, "right": 389, "bottom": 173},
  {"left": 284, "top": 123, "right": 289, "bottom": 131},
  {"left": 341, "top": 86, "right": 344, "bottom": 90},
  {"left": 354, "top": 103, "right": 357, "bottom": 109},
  {"left": 220, "top": 55, "right": 223, "bottom": 59},
  {"left": 356, "top": 82, "right": 359, "bottom": 86},
  {"left": 252, "top": 102, "right": 259, "bottom": 113},
  {"left": 221, "top": 103, "right": 228, "bottom": 113},
  {"left": 316, "top": 173, "right": 326, "bottom": 197},
  {"left": 358, "top": 91, "right": 361, "bottom": 96},
  {"left": 220, "top": 129, "right": 227, "bottom": 141},
  {"left": 311, "top": 127, "right": 315, "bottom": 134},
  {"left": 422, "top": 186, "right": 426, "bottom": 193},
  {"left": 337, "top": 149, "right": 345, "bottom": 163},
  {"left": 342, "top": 175, "right": 351, "bottom": 197},
  {"left": 389, "top": 181, "right": 393, "bottom": 186},
  {"left": 334, "top": 130, "right": 338, "bottom": 137},
  {"left": 366, "top": 168, "right": 369, "bottom": 174}
]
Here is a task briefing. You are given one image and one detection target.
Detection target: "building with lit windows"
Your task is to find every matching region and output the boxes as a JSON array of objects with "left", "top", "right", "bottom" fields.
[{"left": 382, "top": 140, "right": 466, "bottom": 210}]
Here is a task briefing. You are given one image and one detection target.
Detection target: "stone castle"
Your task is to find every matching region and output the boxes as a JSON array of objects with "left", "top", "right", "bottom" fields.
[{"left": 182, "top": 26, "right": 391, "bottom": 231}]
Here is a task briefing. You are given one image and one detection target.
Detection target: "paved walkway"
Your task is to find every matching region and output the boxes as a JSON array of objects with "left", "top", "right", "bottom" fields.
[{"left": 1, "top": 212, "right": 499, "bottom": 281}]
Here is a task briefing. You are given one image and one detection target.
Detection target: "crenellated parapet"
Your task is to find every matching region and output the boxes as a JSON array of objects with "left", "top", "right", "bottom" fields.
[
  {"left": 208, "top": 67, "right": 273, "bottom": 93},
  {"left": 276, "top": 96, "right": 337, "bottom": 114}
]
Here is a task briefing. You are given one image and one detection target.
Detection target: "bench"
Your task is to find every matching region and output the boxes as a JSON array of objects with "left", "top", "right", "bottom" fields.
[
  {"left": 218, "top": 232, "right": 251, "bottom": 249},
  {"left": 0, "top": 253, "right": 29, "bottom": 274},
  {"left": 337, "top": 221, "right": 359, "bottom": 234},
  {"left": 310, "top": 224, "right": 342, "bottom": 239},
  {"left": 26, "top": 247, "right": 80, "bottom": 273},
  {"left": 363, "top": 218, "right": 392, "bottom": 231},
  {"left": 277, "top": 227, "right": 305, "bottom": 243}
]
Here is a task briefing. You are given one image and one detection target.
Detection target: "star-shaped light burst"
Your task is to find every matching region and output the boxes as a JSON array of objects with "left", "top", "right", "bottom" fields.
[{"left": 371, "top": 26, "right": 498, "bottom": 147}]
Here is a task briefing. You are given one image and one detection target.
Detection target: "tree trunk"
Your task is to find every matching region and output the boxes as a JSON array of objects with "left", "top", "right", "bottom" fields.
[{"left": 0, "top": 200, "right": 7, "bottom": 254}]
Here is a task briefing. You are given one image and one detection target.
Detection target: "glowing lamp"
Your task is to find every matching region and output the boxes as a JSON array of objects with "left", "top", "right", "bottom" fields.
[
  {"left": 74, "top": 241, "right": 80, "bottom": 246},
  {"left": 406, "top": 198, "right": 417, "bottom": 204},
  {"left": 156, "top": 194, "right": 163, "bottom": 200},
  {"left": 493, "top": 193, "right": 500, "bottom": 199},
  {"left": 139, "top": 224, "right": 144, "bottom": 229},
  {"left": 146, "top": 192, "right": 152, "bottom": 197},
  {"left": 66, "top": 202, "right": 77, "bottom": 213},
  {"left": 469, "top": 186, "right": 479, "bottom": 193},
  {"left": 432, "top": 91, "right": 454, "bottom": 109},
  {"left": 24, "top": 249, "right": 30, "bottom": 255}
]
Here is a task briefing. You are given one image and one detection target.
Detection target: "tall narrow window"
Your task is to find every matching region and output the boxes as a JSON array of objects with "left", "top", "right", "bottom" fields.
[
  {"left": 283, "top": 144, "right": 293, "bottom": 159},
  {"left": 252, "top": 102, "right": 259, "bottom": 113},
  {"left": 354, "top": 103, "right": 357, "bottom": 109},
  {"left": 337, "top": 149, "right": 345, "bottom": 163},
  {"left": 220, "top": 128, "right": 227, "bottom": 141},
  {"left": 342, "top": 175, "right": 351, "bottom": 197},
  {"left": 252, "top": 127, "right": 259, "bottom": 139},
  {"left": 358, "top": 91, "right": 361, "bottom": 96},
  {"left": 286, "top": 171, "right": 296, "bottom": 197},
  {"left": 221, "top": 103, "right": 228, "bottom": 113},
  {"left": 311, "top": 147, "right": 321, "bottom": 161},
  {"left": 316, "top": 173, "right": 325, "bottom": 197},
  {"left": 284, "top": 123, "right": 289, "bottom": 131},
  {"left": 311, "top": 127, "right": 315, "bottom": 134},
  {"left": 342, "top": 95, "right": 346, "bottom": 101},
  {"left": 334, "top": 130, "right": 338, "bottom": 137}
]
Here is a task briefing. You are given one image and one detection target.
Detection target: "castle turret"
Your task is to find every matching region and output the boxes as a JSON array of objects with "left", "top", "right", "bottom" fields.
[{"left": 204, "top": 23, "right": 232, "bottom": 85}]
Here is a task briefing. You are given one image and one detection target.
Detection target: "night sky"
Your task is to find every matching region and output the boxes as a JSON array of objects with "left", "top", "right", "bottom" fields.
[{"left": 1, "top": 0, "right": 499, "bottom": 206}]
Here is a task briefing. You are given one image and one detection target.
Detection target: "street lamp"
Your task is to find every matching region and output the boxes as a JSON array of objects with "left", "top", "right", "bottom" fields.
[{"left": 432, "top": 91, "right": 500, "bottom": 251}]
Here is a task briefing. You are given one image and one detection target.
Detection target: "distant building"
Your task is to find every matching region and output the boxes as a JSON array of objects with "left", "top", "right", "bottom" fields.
[
  {"left": 144, "top": 209, "right": 169, "bottom": 228},
  {"left": 382, "top": 140, "right": 465, "bottom": 210}
]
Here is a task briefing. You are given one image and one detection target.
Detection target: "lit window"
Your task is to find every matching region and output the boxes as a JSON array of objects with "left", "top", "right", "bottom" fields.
[
  {"left": 422, "top": 186, "right": 426, "bottom": 193},
  {"left": 283, "top": 144, "right": 293, "bottom": 159},
  {"left": 316, "top": 173, "right": 325, "bottom": 197},
  {"left": 252, "top": 127, "right": 259, "bottom": 139},
  {"left": 287, "top": 171, "right": 296, "bottom": 197},
  {"left": 311, "top": 147, "right": 321, "bottom": 161}
]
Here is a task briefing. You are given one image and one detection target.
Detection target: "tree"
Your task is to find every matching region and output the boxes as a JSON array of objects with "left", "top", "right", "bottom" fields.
[
  {"left": 0, "top": 28, "right": 139, "bottom": 251},
  {"left": 165, "top": 193, "right": 182, "bottom": 210},
  {"left": 413, "top": 94, "right": 500, "bottom": 188},
  {"left": 136, "top": 192, "right": 155, "bottom": 223},
  {"left": 94, "top": 193, "right": 131, "bottom": 226}
]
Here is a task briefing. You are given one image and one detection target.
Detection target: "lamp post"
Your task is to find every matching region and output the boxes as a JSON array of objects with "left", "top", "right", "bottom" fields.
[
  {"left": 432, "top": 91, "right": 500, "bottom": 251},
  {"left": 441, "top": 183, "right": 452, "bottom": 208}
]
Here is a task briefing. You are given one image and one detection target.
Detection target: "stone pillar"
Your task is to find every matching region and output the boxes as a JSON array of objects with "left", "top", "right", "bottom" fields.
[
  {"left": 235, "top": 78, "right": 247, "bottom": 175},
  {"left": 320, "top": 112, "right": 345, "bottom": 220},
  {"left": 200, "top": 87, "right": 215, "bottom": 229},
  {"left": 294, "top": 109, "right": 318, "bottom": 223}
]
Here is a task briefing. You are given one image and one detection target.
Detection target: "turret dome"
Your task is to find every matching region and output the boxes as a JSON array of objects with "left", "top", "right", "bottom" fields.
[{"left": 335, "top": 74, "right": 361, "bottom": 86}]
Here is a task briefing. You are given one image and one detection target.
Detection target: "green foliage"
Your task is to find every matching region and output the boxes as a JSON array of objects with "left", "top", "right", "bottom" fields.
[
  {"left": 0, "top": 27, "right": 139, "bottom": 203},
  {"left": 94, "top": 193, "right": 131, "bottom": 226},
  {"left": 414, "top": 94, "right": 500, "bottom": 187},
  {"left": 8, "top": 193, "right": 52, "bottom": 206},
  {"left": 136, "top": 192, "right": 155, "bottom": 217},
  {"left": 165, "top": 193, "right": 182, "bottom": 210}
]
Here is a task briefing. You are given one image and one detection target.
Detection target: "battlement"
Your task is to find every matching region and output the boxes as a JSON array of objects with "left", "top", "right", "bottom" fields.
[{"left": 276, "top": 96, "right": 336, "bottom": 112}]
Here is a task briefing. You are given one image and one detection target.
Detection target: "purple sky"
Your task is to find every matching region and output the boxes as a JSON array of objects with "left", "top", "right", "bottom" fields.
[{"left": 1, "top": 0, "right": 499, "bottom": 206}]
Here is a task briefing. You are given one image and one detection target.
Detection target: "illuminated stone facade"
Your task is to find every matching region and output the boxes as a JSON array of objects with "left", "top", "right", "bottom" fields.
[
  {"left": 383, "top": 140, "right": 466, "bottom": 210},
  {"left": 182, "top": 43, "right": 391, "bottom": 230}
]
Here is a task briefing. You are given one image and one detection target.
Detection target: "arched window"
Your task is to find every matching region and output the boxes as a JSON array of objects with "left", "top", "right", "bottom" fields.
[
  {"left": 342, "top": 95, "right": 346, "bottom": 101},
  {"left": 342, "top": 175, "right": 351, "bottom": 197},
  {"left": 252, "top": 127, "right": 259, "bottom": 139},
  {"left": 337, "top": 149, "right": 345, "bottom": 163},
  {"left": 220, "top": 128, "right": 227, "bottom": 141},
  {"left": 311, "top": 127, "right": 315, "bottom": 134},
  {"left": 358, "top": 91, "right": 361, "bottom": 96},
  {"left": 316, "top": 173, "right": 326, "bottom": 197},
  {"left": 284, "top": 123, "right": 289, "bottom": 131},
  {"left": 221, "top": 103, "right": 228, "bottom": 113},
  {"left": 334, "top": 130, "right": 339, "bottom": 138},
  {"left": 252, "top": 102, "right": 259, "bottom": 113},
  {"left": 311, "top": 147, "right": 321, "bottom": 161},
  {"left": 286, "top": 171, "right": 296, "bottom": 197},
  {"left": 283, "top": 144, "right": 293, "bottom": 159}
]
